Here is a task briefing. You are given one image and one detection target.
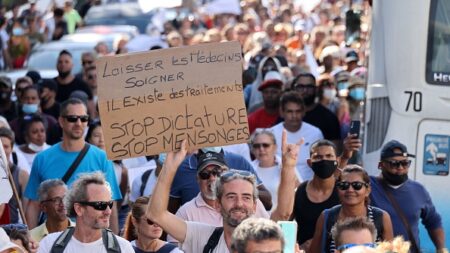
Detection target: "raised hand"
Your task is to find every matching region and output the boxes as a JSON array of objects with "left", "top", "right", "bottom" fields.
[
  {"left": 281, "top": 129, "right": 304, "bottom": 168},
  {"left": 342, "top": 133, "right": 362, "bottom": 160},
  {"left": 163, "top": 139, "right": 188, "bottom": 171}
]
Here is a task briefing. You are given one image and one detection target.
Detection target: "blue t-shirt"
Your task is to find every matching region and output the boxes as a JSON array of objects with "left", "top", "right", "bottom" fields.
[
  {"left": 25, "top": 143, "right": 121, "bottom": 201},
  {"left": 369, "top": 176, "right": 442, "bottom": 247},
  {"left": 170, "top": 151, "right": 262, "bottom": 204}
]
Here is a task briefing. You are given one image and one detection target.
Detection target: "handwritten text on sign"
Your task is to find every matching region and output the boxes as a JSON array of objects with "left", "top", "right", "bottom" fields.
[{"left": 97, "top": 41, "right": 249, "bottom": 160}]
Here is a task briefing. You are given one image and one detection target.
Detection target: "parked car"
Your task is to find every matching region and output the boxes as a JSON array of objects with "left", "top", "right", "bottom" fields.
[{"left": 75, "top": 25, "right": 140, "bottom": 39}]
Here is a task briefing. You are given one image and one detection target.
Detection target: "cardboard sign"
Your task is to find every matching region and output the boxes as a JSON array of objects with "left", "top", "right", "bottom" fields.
[{"left": 97, "top": 41, "right": 249, "bottom": 160}]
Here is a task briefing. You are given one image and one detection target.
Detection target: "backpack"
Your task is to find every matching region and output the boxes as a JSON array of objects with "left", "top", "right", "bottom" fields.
[
  {"left": 203, "top": 227, "right": 224, "bottom": 253},
  {"left": 140, "top": 169, "right": 154, "bottom": 196},
  {"left": 50, "top": 227, "right": 121, "bottom": 253}
]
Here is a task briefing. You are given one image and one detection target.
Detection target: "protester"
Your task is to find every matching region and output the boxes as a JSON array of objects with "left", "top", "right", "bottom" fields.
[
  {"left": 123, "top": 196, "right": 183, "bottom": 253},
  {"left": 29, "top": 179, "right": 73, "bottom": 242},
  {"left": 24, "top": 98, "right": 121, "bottom": 233},
  {"left": 331, "top": 217, "right": 378, "bottom": 253},
  {"left": 0, "top": 227, "right": 25, "bottom": 253},
  {"left": 309, "top": 165, "right": 393, "bottom": 253},
  {"left": 37, "top": 172, "right": 133, "bottom": 252},
  {"left": 250, "top": 128, "right": 300, "bottom": 209},
  {"left": 370, "top": 140, "right": 446, "bottom": 253}
]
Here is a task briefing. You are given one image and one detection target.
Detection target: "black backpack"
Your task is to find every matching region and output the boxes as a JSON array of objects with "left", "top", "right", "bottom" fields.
[{"left": 50, "top": 227, "right": 121, "bottom": 253}]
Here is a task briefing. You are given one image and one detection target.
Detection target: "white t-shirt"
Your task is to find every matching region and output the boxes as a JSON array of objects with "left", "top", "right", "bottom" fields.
[
  {"left": 181, "top": 222, "right": 229, "bottom": 253},
  {"left": 271, "top": 122, "right": 323, "bottom": 181},
  {"left": 37, "top": 231, "right": 134, "bottom": 253},
  {"left": 252, "top": 155, "right": 300, "bottom": 210},
  {"left": 130, "top": 168, "right": 158, "bottom": 202}
]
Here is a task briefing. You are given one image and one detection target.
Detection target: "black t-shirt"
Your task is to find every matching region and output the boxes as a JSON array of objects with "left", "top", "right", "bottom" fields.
[
  {"left": 293, "top": 181, "right": 340, "bottom": 245},
  {"left": 303, "top": 104, "right": 341, "bottom": 141},
  {"left": 54, "top": 76, "right": 93, "bottom": 103},
  {"left": 42, "top": 101, "right": 60, "bottom": 119}
]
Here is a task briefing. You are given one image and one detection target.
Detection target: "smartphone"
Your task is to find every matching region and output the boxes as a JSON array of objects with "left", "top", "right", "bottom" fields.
[
  {"left": 278, "top": 221, "right": 297, "bottom": 253},
  {"left": 349, "top": 120, "right": 361, "bottom": 138}
]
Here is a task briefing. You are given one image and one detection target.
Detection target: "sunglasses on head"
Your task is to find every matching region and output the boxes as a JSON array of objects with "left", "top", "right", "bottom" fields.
[
  {"left": 337, "top": 243, "right": 376, "bottom": 251},
  {"left": 252, "top": 143, "right": 271, "bottom": 149},
  {"left": 384, "top": 160, "right": 411, "bottom": 168},
  {"left": 198, "top": 168, "right": 223, "bottom": 180},
  {"left": 63, "top": 115, "right": 89, "bottom": 123},
  {"left": 336, "top": 181, "right": 368, "bottom": 191},
  {"left": 78, "top": 201, "right": 113, "bottom": 211},
  {"left": 220, "top": 170, "right": 255, "bottom": 182}
]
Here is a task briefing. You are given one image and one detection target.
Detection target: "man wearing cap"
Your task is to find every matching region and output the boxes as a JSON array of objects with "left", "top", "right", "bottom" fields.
[
  {"left": 247, "top": 70, "right": 283, "bottom": 134},
  {"left": 345, "top": 50, "right": 360, "bottom": 73},
  {"left": 173, "top": 151, "right": 269, "bottom": 227},
  {"left": 370, "top": 140, "right": 446, "bottom": 253}
]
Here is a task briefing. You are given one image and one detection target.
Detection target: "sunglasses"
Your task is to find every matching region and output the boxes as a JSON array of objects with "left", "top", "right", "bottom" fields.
[
  {"left": 337, "top": 243, "right": 376, "bottom": 251},
  {"left": 384, "top": 160, "right": 411, "bottom": 168},
  {"left": 252, "top": 143, "right": 271, "bottom": 149},
  {"left": 144, "top": 218, "right": 155, "bottom": 225},
  {"left": 82, "top": 60, "right": 94, "bottom": 65},
  {"left": 220, "top": 170, "right": 255, "bottom": 182},
  {"left": 78, "top": 201, "right": 113, "bottom": 211},
  {"left": 41, "top": 196, "right": 64, "bottom": 205},
  {"left": 336, "top": 181, "right": 369, "bottom": 191},
  {"left": 63, "top": 115, "right": 89, "bottom": 123},
  {"left": 198, "top": 168, "right": 222, "bottom": 180}
]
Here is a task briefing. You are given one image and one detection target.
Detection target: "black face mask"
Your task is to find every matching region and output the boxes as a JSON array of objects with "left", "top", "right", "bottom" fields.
[
  {"left": 382, "top": 170, "right": 408, "bottom": 186},
  {"left": 311, "top": 160, "right": 337, "bottom": 179},
  {"left": 58, "top": 70, "right": 71, "bottom": 79}
]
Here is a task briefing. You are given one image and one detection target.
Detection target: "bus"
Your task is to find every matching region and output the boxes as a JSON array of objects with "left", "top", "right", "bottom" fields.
[{"left": 363, "top": 0, "right": 450, "bottom": 250}]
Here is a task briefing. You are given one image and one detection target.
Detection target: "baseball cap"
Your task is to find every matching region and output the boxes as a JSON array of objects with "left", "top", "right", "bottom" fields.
[
  {"left": 197, "top": 151, "right": 227, "bottom": 173},
  {"left": 380, "top": 140, "right": 415, "bottom": 160},
  {"left": 0, "top": 227, "right": 25, "bottom": 253},
  {"left": 345, "top": 50, "right": 359, "bottom": 63},
  {"left": 258, "top": 71, "right": 283, "bottom": 91}
]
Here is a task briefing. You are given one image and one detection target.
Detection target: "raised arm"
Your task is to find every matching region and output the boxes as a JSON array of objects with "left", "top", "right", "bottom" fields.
[
  {"left": 271, "top": 129, "right": 303, "bottom": 221},
  {"left": 146, "top": 140, "right": 188, "bottom": 243},
  {"left": 339, "top": 134, "right": 361, "bottom": 169}
]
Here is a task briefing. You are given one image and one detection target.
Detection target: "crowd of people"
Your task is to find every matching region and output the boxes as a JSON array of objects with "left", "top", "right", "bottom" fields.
[{"left": 0, "top": 0, "right": 447, "bottom": 252}]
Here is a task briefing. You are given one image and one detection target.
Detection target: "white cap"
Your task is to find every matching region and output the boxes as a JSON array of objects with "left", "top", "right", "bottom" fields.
[{"left": 0, "top": 228, "right": 25, "bottom": 253}]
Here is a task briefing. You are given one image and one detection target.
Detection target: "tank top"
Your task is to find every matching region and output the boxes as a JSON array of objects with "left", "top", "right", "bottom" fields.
[{"left": 293, "top": 181, "right": 340, "bottom": 244}]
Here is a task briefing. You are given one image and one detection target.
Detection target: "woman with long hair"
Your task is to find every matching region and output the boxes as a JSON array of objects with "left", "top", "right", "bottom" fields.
[
  {"left": 309, "top": 165, "right": 394, "bottom": 253},
  {"left": 123, "top": 196, "right": 183, "bottom": 253}
]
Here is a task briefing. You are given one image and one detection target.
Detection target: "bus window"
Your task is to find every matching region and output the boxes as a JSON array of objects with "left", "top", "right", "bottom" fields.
[{"left": 426, "top": 0, "right": 450, "bottom": 84}]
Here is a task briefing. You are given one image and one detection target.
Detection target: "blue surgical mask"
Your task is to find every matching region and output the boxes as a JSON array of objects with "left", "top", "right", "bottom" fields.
[
  {"left": 337, "top": 82, "right": 349, "bottom": 91},
  {"left": 22, "top": 103, "right": 38, "bottom": 114},
  {"left": 158, "top": 153, "right": 167, "bottom": 165},
  {"left": 349, "top": 87, "right": 365, "bottom": 100},
  {"left": 201, "top": 147, "right": 222, "bottom": 153},
  {"left": 12, "top": 28, "right": 24, "bottom": 36}
]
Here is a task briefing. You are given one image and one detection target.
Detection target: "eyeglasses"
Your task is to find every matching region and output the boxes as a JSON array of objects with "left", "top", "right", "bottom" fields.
[
  {"left": 78, "top": 201, "right": 113, "bottom": 211},
  {"left": 384, "top": 160, "right": 411, "bottom": 168},
  {"left": 252, "top": 143, "right": 272, "bottom": 149},
  {"left": 198, "top": 168, "right": 223, "bottom": 180},
  {"left": 41, "top": 196, "right": 64, "bottom": 205},
  {"left": 337, "top": 243, "right": 377, "bottom": 251},
  {"left": 63, "top": 115, "right": 89, "bottom": 123},
  {"left": 336, "top": 181, "right": 369, "bottom": 191}
]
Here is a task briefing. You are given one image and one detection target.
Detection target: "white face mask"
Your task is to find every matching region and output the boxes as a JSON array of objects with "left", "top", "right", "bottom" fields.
[
  {"left": 28, "top": 142, "right": 46, "bottom": 152},
  {"left": 323, "top": 88, "right": 337, "bottom": 99}
]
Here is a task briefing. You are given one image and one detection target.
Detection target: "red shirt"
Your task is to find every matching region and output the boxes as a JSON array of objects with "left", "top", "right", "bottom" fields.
[{"left": 248, "top": 108, "right": 279, "bottom": 134}]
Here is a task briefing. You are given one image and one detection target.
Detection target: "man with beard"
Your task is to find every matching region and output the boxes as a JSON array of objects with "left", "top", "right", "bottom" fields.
[
  {"left": 147, "top": 131, "right": 301, "bottom": 253},
  {"left": 291, "top": 73, "right": 341, "bottom": 150},
  {"left": 369, "top": 140, "right": 446, "bottom": 253},
  {"left": 30, "top": 179, "right": 74, "bottom": 242},
  {"left": 247, "top": 71, "right": 283, "bottom": 134},
  {"left": 37, "top": 173, "right": 133, "bottom": 252},
  {"left": 53, "top": 50, "right": 95, "bottom": 116},
  {"left": 271, "top": 91, "right": 323, "bottom": 180},
  {"left": 24, "top": 98, "right": 121, "bottom": 233},
  {"left": 173, "top": 151, "right": 269, "bottom": 227}
]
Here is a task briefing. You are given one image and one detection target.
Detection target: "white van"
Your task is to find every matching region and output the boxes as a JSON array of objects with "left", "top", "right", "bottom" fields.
[{"left": 363, "top": 0, "right": 450, "bottom": 250}]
